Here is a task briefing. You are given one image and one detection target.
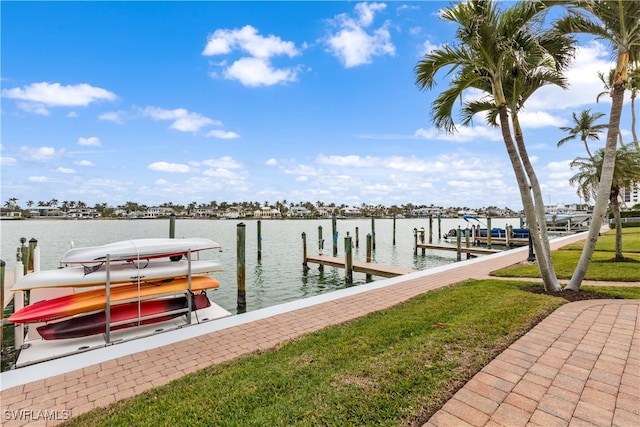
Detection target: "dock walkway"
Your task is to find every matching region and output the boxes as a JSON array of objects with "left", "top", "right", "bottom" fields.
[
  {"left": 0, "top": 231, "right": 638, "bottom": 426},
  {"left": 305, "top": 255, "right": 416, "bottom": 277}
]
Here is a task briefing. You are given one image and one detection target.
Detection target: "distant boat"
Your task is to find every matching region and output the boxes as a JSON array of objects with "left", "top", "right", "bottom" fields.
[{"left": 545, "top": 212, "right": 591, "bottom": 226}]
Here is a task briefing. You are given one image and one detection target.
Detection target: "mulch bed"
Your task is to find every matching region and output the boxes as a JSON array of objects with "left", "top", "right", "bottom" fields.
[{"left": 522, "top": 285, "right": 627, "bottom": 302}]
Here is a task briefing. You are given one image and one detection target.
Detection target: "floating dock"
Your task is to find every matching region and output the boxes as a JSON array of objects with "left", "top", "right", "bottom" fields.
[
  {"left": 416, "top": 244, "right": 501, "bottom": 255},
  {"left": 304, "top": 255, "right": 416, "bottom": 278}
]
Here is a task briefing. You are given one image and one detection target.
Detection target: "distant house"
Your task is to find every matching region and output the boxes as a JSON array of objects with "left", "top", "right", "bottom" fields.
[
  {"left": 341, "top": 207, "right": 362, "bottom": 217},
  {"left": 255, "top": 207, "right": 281, "bottom": 219},
  {"left": 145, "top": 207, "right": 175, "bottom": 218},
  {"left": 29, "top": 206, "right": 63, "bottom": 217},
  {"left": 289, "top": 206, "right": 312, "bottom": 218},
  {"left": 193, "top": 207, "right": 216, "bottom": 218},
  {"left": 622, "top": 183, "right": 640, "bottom": 206},
  {"left": 67, "top": 208, "right": 100, "bottom": 219},
  {"left": 412, "top": 207, "right": 443, "bottom": 217},
  {"left": 0, "top": 209, "right": 22, "bottom": 218}
]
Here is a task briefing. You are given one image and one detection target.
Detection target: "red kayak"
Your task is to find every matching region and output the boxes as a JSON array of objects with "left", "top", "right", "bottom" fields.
[{"left": 37, "top": 293, "right": 211, "bottom": 340}]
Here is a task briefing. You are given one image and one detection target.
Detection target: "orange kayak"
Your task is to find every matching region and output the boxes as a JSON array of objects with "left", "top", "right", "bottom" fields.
[{"left": 9, "top": 276, "right": 219, "bottom": 324}]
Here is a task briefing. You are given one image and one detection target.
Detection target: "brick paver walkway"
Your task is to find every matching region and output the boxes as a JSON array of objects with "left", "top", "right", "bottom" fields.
[{"left": 1, "top": 232, "right": 638, "bottom": 426}]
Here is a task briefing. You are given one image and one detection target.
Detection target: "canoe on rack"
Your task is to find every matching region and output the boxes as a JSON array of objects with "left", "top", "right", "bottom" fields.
[
  {"left": 9, "top": 276, "right": 219, "bottom": 324},
  {"left": 61, "top": 238, "right": 221, "bottom": 264},
  {"left": 11, "top": 259, "right": 223, "bottom": 291},
  {"left": 36, "top": 293, "right": 212, "bottom": 340}
]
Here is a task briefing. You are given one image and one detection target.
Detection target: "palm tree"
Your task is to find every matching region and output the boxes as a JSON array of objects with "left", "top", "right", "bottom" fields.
[
  {"left": 569, "top": 145, "right": 640, "bottom": 260},
  {"left": 557, "top": 109, "right": 608, "bottom": 159},
  {"left": 415, "top": 0, "right": 574, "bottom": 291},
  {"left": 551, "top": 0, "right": 640, "bottom": 290}
]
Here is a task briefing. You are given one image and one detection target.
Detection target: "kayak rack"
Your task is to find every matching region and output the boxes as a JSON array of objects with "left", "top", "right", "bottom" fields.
[{"left": 103, "top": 249, "right": 195, "bottom": 344}]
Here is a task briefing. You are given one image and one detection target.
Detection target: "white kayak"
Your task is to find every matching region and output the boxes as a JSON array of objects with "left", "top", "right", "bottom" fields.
[
  {"left": 11, "top": 259, "right": 223, "bottom": 291},
  {"left": 61, "top": 238, "right": 221, "bottom": 264}
]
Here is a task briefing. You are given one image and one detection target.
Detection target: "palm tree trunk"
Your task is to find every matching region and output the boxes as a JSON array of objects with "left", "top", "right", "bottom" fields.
[
  {"left": 499, "top": 106, "right": 561, "bottom": 292},
  {"left": 566, "top": 83, "right": 626, "bottom": 291},
  {"left": 610, "top": 188, "right": 624, "bottom": 260},
  {"left": 511, "top": 114, "right": 561, "bottom": 289}
]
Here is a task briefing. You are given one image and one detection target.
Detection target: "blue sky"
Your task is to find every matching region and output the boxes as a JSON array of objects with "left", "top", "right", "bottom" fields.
[{"left": 1, "top": 1, "right": 630, "bottom": 210}]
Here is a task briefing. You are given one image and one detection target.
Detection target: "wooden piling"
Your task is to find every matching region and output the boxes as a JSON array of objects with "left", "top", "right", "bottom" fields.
[
  {"left": 257, "top": 220, "right": 262, "bottom": 261},
  {"left": 317, "top": 226, "right": 323, "bottom": 255},
  {"left": 438, "top": 215, "right": 442, "bottom": 241},
  {"left": 371, "top": 216, "right": 376, "bottom": 250},
  {"left": 366, "top": 234, "right": 372, "bottom": 281},
  {"left": 28, "top": 238, "right": 37, "bottom": 272},
  {"left": 237, "top": 223, "right": 246, "bottom": 310},
  {"left": 465, "top": 228, "right": 471, "bottom": 259},
  {"left": 20, "top": 237, "right": 29, "bottom": 275},
  {"left": 413, "top": 228, "right": 418, "bottom": 256},
  {"left": 332, "top": 213, "right": 338, "bottom": 257},
  {"left": 355, "top": 226, "right": 360, "bottom": 248},
  {"left": 486, "top": 217, "right": 492, "bottom": 249},
  {"left": 420, "top": 228, "right": 426, "bottom": 256},
  {"left": 344, "top": 234, "right": 353, "bottom": 283},
  {"left": 506, "top": 224, "right": 512, "bottom": 248},
  {"left": 456, "top": 226, "right": 462, "bottom": 261},
  {"left": 428, "top": 215, "right": 433, "bottom": 244},
  {"left": 392, "top": 214, "right": 396, "bottom": 245},
  {"left": 302, "top": 232, "right": 310, "bottom": 272},
  {"left": 169, "top": 213, "right": 176, "bottom": 238}
]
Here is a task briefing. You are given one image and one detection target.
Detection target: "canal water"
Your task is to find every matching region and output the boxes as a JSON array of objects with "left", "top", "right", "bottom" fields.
[{"left": 1, "top": 217, "right": 525, "bottom": 314}]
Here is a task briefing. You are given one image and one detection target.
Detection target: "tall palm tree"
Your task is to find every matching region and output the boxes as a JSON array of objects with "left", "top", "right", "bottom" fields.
[
  {"left": 569, "top": 145, "right": 640, "bottom": 260},
  {"left": 551, "top": 0, "right": 640, "bottom": 290},
  {"left": 415, "top": 0, "right": 573, "bottom": 291},
  {"left": 557, "top": 109, "right": 608, "bottom": 159}
]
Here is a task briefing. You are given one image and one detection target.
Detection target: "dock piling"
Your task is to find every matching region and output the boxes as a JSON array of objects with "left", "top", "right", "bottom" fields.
[
  {"left": 332, "top": 213, "right": 338, "bottom": 257},
  {"left": 344, "top": 234, "right": 353, "bottom": 283},
  {"left": 302, "top": 232, "right": 310, "bottom": 273},
  {"left": 371, "top": 217, "right": 376, "bottom": 250},
  {"left": 257, "top": 220, "right": 262, "bottom": 261},
  {"left": 393, "top": 215, "right": 396, "bottom": 245},
  {"left": 237, "top": 223, "right": 246, "bottom": 311},
  {"left": 366, "top": 234, "right": 372, "bottom": 282},
  {"left": 428, "top": 215, "right": 433, "bottom": 244},
  {"left": 169, "top": 213, "right": 176, "bottom": 238}
]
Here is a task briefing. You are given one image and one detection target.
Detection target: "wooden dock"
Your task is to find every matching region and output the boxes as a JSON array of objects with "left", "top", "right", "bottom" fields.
[
  {"left": 472, "top": 237, "right": 529, "bottom": 247},
  {"left": 305, "top": 255, "right": 416, "bottom": 278},
  {"left": 416, "top": 244, "right": 501, "bottom": 255}
]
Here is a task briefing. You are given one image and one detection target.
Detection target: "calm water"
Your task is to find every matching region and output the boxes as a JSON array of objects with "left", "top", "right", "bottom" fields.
[{"left": 1, "top": 217, "right": 524, "bottom": 313}]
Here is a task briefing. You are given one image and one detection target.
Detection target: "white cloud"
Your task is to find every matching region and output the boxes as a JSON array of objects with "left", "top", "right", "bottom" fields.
[
  {"left": 316, "top": 154, "right": 379, "bottom": 167},
  {"left": 28, "top": 176, "right": 50, "bottom": 182},
  {"left": 78, "top": 136, "right": 101, "bottom": 146},
  {"left": 2, "top": 82, "right": 117, "bottom": 114},
  {"left": 205, "top": 129, "right": 240, "bottom": 139},
  {"left": 223, "top": 57, "right": 299, "bottom": 87},
  {"left": 195, "top": 156, "right": 243, "bottom": 169},
  {"left": 99, "top": 110, "right": 127, "bottom": 124},
  {"left": 1, "top": 157, "right": 17, "bottom": 166},
  {"left": 203, "top": 25, "right": 301, "bottom": 87},
  {"left": 141, "top": 107, "right": 219, "bottom": 133},
  {"left": 414, "top": 125, "right": 502, "bottom": 142},
  {"left": 266, "top": 158, "right": 278, "bottom": 166},
  {"left": 325, "top": 2, "right": 395, "bottom": 68},
  {"left": 20, "top": 146, "right": 61, "bottom": 162},
  {"left": 56, "top": 167, "right": 75, "bottom": 174},
  {"left": 148, "top": 161, "right": 191, "bottom": 173},
  {"left": 76, "top": 160, "right": 95, "bottom": 166},
  {"left": 527, "top": 41, "right": 613, "bottom": 112},
  {"left": 517, "top": 111, "right": 567, "bottom": 129}
]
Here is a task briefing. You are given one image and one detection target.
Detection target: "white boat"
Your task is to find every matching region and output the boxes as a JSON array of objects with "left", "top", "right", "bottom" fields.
[
  {"left": 11, "top": 258, "right": 223, "bottom": 291},
  {"left": 61, "top": 237, "right": 221, "bottom": 264},
  {"left": 545, "top": 212, "right": 591, "bottom": 226}
]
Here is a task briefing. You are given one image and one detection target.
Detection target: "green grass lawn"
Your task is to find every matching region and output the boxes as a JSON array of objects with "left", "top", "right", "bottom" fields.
[
  {"left": 492, "top": 228, "right": 640, "bottom": 280},
  {"left": 63, "top": 279, "right": 640, "bottom": 427}
]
